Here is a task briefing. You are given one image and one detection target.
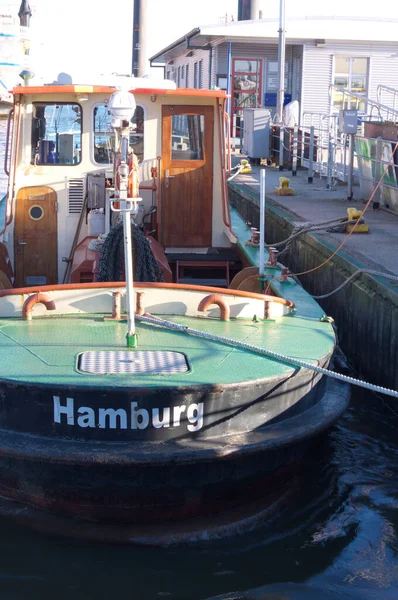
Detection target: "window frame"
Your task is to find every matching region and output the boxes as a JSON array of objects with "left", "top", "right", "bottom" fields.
[
  {"left": 31, "top": 101, "right": 83, "bottom": 166},
  {"left": 332, "top": 56, "right": 369, "bottom": 111},
  {"left": 92, "top": 102, "right": 145, "bottom": 165}
]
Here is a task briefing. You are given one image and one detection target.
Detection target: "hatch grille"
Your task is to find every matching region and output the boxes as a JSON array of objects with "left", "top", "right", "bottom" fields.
[
  {"left": 68, "top": 178, "right": 85, "bottom": 214},
  {"left": 78, "top": 350, "right": 189, "bottom": 375}
]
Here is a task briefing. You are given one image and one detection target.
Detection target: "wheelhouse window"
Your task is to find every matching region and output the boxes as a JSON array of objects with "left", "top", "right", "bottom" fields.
[
  {"left": 333, "top": 57, "right": 368, "bottom": 111},
  {"left": 171, "top": 114, "right": 204, "bottom": 160},
  {"left": 31, "top": 103, "right": 82, "bottom": 165},
  {"left": 93, "top": 103, "right": 144, "bottom": 164}
]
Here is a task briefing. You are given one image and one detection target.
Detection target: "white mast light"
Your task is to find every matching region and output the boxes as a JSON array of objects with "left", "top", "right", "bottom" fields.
[{"left": 108, "top": 89, "right": 136, "bottom": 126}]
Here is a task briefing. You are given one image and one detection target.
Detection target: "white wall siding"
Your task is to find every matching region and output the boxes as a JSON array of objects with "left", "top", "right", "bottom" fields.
[
  {"left": 302, "top": 44, "right": 333, "bottom": 121},
  {"left": 368, "top": 51, "right": 398, "bottom": 105},
  {"left": 302, "top": 42, "right": 398, "bottom": 123},
  {"left": 166, "top": 49, "right": 211, "bottom": 89},
  {"left": 292, "top": 45, "right": 303, "bottom": 105}
]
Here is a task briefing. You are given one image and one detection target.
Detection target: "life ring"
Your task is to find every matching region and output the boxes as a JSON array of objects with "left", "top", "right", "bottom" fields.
[{"left": 114, "top": 152, "right": 139, "bottom": 198}]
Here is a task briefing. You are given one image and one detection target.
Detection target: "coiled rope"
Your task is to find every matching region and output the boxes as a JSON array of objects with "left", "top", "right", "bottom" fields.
[
  {"left": 136, "top": 313, "right": 398, "bottom": 399},
  {"left": 97, "top": 221, "right": 164, "bottom": 283}
]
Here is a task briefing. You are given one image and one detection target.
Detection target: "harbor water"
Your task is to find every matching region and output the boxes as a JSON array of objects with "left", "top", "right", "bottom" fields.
[{"left": 0, "top": 120, "right": 397, "bottom": 600}]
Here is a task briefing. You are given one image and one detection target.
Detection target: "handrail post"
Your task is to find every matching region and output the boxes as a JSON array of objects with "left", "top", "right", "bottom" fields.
[
  {"left": 308, "top": 125, "right": 314, "bottom": 183},
  {"left": 292, "top": 123, "right": 298, "bottom": 176}
]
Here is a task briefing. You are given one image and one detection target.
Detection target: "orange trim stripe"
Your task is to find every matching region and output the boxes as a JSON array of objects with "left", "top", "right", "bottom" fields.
[{"left": 12, "top": 86, "right": 228, "bottom": 98}]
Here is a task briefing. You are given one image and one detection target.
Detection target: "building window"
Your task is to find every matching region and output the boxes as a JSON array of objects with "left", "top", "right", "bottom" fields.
[
  {"left": 194, "top": 62, "right": 198, "bottom": 88},
  {"left": 31, "top": 103, "right": 82, "bottom": 165},
  {"left": 177, "top": 66, "right": 181, "bottom": 87},
  {"left": 93, "top": 104, "right": 144, "bottom": 164},
  {"left": 181, "top": 65, "right": 185, "bottom": 79},
  {"left": 186, "top": 64, "right": 190, "bottom": 87},
  {"left": 232, "top": 58, "right": 263, "bottom": 136},
  {"left": 198, "top": 60, "right": 203, "bottom": 88},
  {"left": 333, "top": 57, "right": 368, "bottom": 111}
]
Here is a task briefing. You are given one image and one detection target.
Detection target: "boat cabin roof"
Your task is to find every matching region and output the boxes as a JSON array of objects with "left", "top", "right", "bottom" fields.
[{"left": 12, "top": 85, "right": 228, "bottom": 99}]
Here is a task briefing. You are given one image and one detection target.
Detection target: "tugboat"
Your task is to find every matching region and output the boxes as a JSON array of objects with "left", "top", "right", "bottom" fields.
[{"left": 0, "top": 71, "right": 349, "bottom": 543}]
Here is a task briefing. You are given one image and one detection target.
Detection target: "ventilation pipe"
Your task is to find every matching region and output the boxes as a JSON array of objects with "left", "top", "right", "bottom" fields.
[{"left": 132, "top": 0, "right": 147, "bottom": 77}]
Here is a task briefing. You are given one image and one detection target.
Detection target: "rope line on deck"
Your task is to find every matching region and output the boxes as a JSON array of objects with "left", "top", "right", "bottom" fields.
[{"left": 136, "top": 314, "right": 398, "bottom": 399}]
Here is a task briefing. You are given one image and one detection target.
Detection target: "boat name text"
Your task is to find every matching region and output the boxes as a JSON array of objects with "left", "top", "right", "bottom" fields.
[{"left": 53, "top": 396, "right": 204, "bottom": 431}]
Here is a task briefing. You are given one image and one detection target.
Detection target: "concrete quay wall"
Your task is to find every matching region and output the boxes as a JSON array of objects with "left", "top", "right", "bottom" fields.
[{"left": 228, "top": 182, "right": 398, "bottom": 391}]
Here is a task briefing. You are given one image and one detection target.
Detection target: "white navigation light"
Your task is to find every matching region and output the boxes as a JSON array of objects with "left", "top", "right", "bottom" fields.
[{"left": 108, "top": 89, "right": 136, "bottom": 125}]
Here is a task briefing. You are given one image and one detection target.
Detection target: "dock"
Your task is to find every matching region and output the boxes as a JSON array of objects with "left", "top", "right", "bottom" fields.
[{"left": 228, "top": 159, "right": 398, "bottom": 391}]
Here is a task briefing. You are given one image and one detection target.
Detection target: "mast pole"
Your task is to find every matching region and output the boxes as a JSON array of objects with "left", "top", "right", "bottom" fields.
[
  {"left": 108, "top": 90, "right": 140, "bottom": 348},
  {"left": 277, "top": 0, "right": 286, "bottom": 170}
]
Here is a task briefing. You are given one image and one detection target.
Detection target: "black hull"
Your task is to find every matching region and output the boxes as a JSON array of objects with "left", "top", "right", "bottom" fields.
[{"left": 0, "top": 374, "right": 350, "bottom": 539}]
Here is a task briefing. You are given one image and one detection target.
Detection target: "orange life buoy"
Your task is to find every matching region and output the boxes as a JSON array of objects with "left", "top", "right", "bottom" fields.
[{"left": 114, "top": 152, "right": 139, "bottom": 199}]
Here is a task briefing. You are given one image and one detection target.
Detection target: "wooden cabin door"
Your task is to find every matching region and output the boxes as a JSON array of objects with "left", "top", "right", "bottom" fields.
[
  {"left": 160, "top": 105, "right": 213, "bottom": 247},
  {"left": 14, "top": 186, "right": 58, "bottom": 287}
]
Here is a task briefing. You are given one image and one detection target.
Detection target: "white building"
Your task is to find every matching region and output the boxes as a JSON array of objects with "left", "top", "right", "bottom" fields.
[{"left": 149, "top": 15, "right": 398, "bottom": 132}]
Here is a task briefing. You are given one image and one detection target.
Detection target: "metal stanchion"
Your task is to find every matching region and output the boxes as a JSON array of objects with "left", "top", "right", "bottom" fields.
[
  {"left": 326, "top": 132, "right": 335, "bottom": 190},
  {"left": 259, "top": 168, "right": 266, "bottom": 288},
  {"left": 374, "top": 136, "right": 383, "bottom": 209},
  {"left": 347, "top": 133, "right": 354, "bottom": 200},
  {"left": 292, "top": 124, "right": 298, "bottom": 176},
  {"left": 308, "top": 125, "right": 314, "bottom": 184}
]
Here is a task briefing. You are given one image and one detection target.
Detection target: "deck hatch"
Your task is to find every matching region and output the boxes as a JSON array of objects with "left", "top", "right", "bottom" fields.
[{"left": 78, "top": 350, "right": 189, "bottom": 374}]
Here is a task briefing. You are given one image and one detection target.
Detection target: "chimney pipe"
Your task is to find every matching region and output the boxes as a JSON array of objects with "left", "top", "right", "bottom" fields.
[
  {"left": 238, "top": 0, "right": 260, "bottom": 21},
  {"left": 18, "top": 0, "right": 32, "bottom": 27},
  {"left": 132, "top": 0, "right": 147, "bottom": 77},
  {"left": 250, "top": 0, "right": 260, "bottom": 20}
]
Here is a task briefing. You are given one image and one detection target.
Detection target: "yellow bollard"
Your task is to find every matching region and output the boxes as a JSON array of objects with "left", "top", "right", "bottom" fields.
[
  {"left": 240, "top": 159, "right": 252, "bottom": 174},
  {"left": 345, "top": 207, "right": 369, "bottom": 233},
  {"left": 275, "top": 176, "right": 294, "bottom": 196}
]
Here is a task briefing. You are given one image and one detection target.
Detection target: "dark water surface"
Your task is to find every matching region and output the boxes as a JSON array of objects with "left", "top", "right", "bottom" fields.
[
  {"left": 0, "top": 120, "right": 397, "bottom": 599},
  {"left": 0, "top": 387, "right": 397, "bottom": 600}
]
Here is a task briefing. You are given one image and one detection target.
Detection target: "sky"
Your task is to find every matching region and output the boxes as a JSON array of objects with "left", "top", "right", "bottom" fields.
[{"left": 4, "top": 0, "right": 398, "bottom": 83}]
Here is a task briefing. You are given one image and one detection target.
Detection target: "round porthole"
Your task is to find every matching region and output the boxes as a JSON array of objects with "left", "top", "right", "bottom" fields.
[{"left": 29, "top": 205, "right": 44, "bottom": 220}]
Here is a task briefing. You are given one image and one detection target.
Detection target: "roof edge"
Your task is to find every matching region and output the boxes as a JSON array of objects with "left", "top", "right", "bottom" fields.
[{"left": 149, "top": 27, "right": 201, "bottom": 63}]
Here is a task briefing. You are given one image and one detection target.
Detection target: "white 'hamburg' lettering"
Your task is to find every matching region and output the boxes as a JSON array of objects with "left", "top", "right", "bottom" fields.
[
  {"left": 53, "top": 397, "right": 204, "bottom": 432},
  {"left": 98, "top": 408, "right": 127, "bottom": 429}
]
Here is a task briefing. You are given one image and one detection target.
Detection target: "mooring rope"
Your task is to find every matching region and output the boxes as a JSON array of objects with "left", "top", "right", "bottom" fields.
[
  {"left": 136, "top": 313, "right": 398, "bottom": 399},
  {"left": 245, "top": 217, "right": 361, "bottom": 258},
  {"left": 312, "top": 268, "right": 398, "bottom": 299}
]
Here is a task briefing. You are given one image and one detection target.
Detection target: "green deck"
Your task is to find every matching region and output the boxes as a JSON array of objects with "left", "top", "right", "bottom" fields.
[
  {"left": 0, "top": 312, "right": 334, "bottom": 388},
  {"left": 0, "top": 209, "right": 334, "bottom": 389},
  {"left": 230, "top": 207, "right": 327, "bottom": 319}
]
